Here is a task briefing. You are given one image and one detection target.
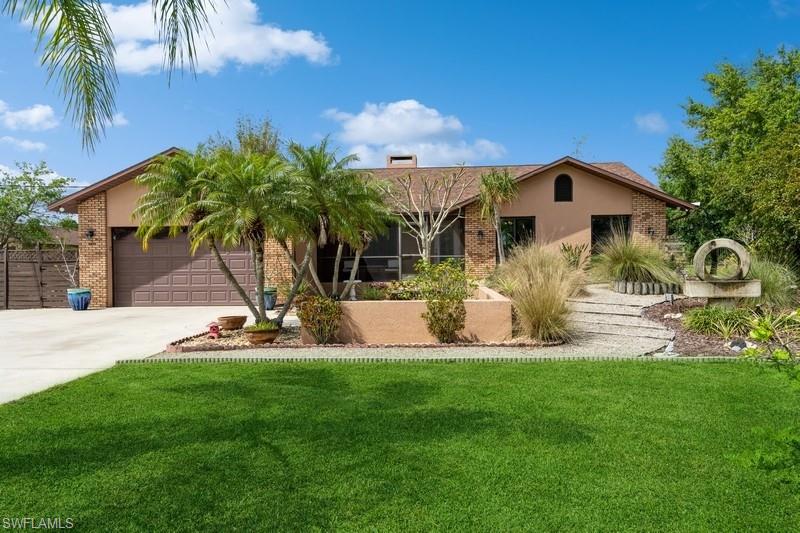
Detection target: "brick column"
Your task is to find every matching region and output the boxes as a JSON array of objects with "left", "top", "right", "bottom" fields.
[
  {"left": 631, "top": 192, "right": 667, "bottom": 244},
  {"left": 77, "top": 193, "right": 110, "bottom": 308},
  {"left": 464, "top": 202, "right": 496, "bottom": 279},
  {"left": 264, "top": 238, "right": 294, "bottom": 300}
]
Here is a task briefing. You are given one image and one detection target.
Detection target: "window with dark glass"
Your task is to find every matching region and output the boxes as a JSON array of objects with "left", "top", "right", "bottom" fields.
[
  {"left": 591, "top": 215, "right": 631, "bottom": 251},
  {"left": 316, "top": 214, "right": 466, "bottom": 281},
  {"left": 554, "top": 174, "right": 573, "bottom": 202},
  {"left": 499, "top": 217, "right": 535, "bottom": 255}
]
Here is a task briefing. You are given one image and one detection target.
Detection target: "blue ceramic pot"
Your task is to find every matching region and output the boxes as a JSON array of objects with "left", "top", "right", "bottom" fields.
[
  {"left": 262, "top": 288, "right": 278, "bottom": 311},
  {"left": 67, "top": 288, "right": 92, "bottom": 311}
]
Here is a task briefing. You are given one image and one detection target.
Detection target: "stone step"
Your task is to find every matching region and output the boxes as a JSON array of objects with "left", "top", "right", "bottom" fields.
[
  {"left": 570, "top": 311, "right": 667, "bottom": 329},
  {"left": 568, "top": 301, "right": 643, "bottom": 317},
  {"left": 571, "top": 321, "right": 674, "bottom": 341}
]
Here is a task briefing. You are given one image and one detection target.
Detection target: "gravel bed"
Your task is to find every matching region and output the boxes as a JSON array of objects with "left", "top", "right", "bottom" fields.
[{"left": 179, "top": 325, "right": 302, "bottom": 349}]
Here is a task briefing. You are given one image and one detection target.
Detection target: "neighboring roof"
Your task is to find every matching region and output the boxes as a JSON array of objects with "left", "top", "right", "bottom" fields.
[
  {"left": 49, "top": 150, "right": 694, "bottom": 213},
  {"left": 49, "top": 146, "right": 181, "bottom": 213}
]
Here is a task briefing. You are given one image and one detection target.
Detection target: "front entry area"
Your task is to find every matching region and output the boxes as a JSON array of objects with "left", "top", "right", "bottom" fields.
[{"left": 112, "top": 228, "right": 256, "bottom": 306}]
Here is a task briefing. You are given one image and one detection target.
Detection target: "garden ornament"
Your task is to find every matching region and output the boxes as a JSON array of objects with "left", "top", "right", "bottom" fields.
[
  {"left": 207, "top": 322, "right": 220, "bottom": 340},
  {"left": 683, "top": 238, "right": 761, "bottom": 307}
]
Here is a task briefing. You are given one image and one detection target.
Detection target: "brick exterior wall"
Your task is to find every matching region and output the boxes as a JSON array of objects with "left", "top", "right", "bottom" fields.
[
  {"left": 264, "top": 238, "right": 294, "bottom": 301},
  {"left": 631, "top": 191, "right": 667, "bottom": 244},
  {"left": 464, "top": 203, "right": 497, "bottom": 279},
  {"left": 77, "top": 192, "right": 110, "bottom": 308}
]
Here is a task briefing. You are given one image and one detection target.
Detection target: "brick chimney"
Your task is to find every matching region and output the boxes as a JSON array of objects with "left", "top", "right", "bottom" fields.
[{"left": 386, "top": 154, "right": 417, "bottom": 168}]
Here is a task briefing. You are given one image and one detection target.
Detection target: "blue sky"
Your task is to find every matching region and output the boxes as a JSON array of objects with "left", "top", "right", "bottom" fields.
[{"left": 0, "top": 0, "right": 798, "bottom": 188}]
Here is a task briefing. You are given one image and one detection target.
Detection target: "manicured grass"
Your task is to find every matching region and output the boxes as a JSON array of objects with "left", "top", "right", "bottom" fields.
[{"left": 1, "top": 362, "right": 798, "bottom": 531}]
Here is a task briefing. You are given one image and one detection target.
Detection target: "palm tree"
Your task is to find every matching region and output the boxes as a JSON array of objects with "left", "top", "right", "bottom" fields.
[
  {"left": 478, "top": 169, "right": 519, "bottom": 264},
  {"left": 287, "top": 139, "right": 393, "bottom": 299},
  {"left": 3, "top": 0, "right": 215, "bottom": 150},
  {"left": 191, "top": 148, "right": 299, "bottom": 322},
  {"left": 133, "top": 146, "right": 262, "bottom": 320}
]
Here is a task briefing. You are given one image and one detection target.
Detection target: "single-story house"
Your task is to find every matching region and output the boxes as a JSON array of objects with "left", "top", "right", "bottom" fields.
[{"left": 49, "top": 148, "right": 694, "bottom": 308}]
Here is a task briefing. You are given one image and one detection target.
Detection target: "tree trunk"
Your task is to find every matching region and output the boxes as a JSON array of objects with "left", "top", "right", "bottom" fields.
[
  {"left": 494, "top": 208, "right": 505, "bottom": 264},
  {"left": 331, "top": 242, "right": 344, "bottom": 297},
  {"left": 208, "top": 239, "right": 260, "bottom": 320},
  {"left": 306, "top": 256, "right": 326, "bottom": 295},
  {"left": 275, "top": 243, "right": 313, "bottom": 326},
  {"left": 252, "top": 239, "right": 267, "bottom": 322},
  {"left": 340, "top": 248, "right": 363, "bottom": 300}
]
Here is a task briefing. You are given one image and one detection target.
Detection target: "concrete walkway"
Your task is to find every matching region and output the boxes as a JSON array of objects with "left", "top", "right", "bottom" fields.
[
  {"left": 568, "top": 284, "right": 676, "bottom": 355},
  {"left": 0, "top": 306, "right": 274, "bottom": 404}
]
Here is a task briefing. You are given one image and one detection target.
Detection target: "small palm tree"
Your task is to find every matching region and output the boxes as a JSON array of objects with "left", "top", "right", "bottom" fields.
[
  {"left": 133, "top": 146, "right": 262, "bottom": 320},
  {"left": 288, "top": 139, "right": 393, "bottom": 299},
  {"left": 478, "top": 169, "right": 519, "bottom": 264},
  {"left": 3, "top": 0, "right": 216, "bottom": 150},
  {"left": 192, "top": 148, "right": 297, "bottom": 322}
]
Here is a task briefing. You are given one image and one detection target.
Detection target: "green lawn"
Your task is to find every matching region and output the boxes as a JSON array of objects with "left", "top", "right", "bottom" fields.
[{"left": 1, "top": 362, "right": 798, "bottom": 531}]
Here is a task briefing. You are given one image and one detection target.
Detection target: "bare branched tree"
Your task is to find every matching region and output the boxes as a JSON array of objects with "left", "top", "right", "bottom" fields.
[{"left": 384, "top": 166, "right": 474, "bottom": 262}]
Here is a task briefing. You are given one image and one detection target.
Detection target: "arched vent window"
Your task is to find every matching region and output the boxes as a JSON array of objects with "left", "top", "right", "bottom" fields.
[{"left": 554, "top": 174, "right": 573, "bottom": 202}]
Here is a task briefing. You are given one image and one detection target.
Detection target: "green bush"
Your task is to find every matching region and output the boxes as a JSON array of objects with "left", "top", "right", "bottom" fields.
[
  {"left": 591, "top": 231, "right": 679, "bottom": 283},
  {"left": 244, "top": 321, "right": 279, "bottom": 332},
  {"left": 748, "top": 257, "right": 798, "bottom": 309},
  {"left": 492, "top": 243, "right": 584, "bottom": 342},
  {"left": 359, "top": 284, "right": 386, "bottom": 301},
  {"left": 297, "top": 296, "right": 342, "bottom": 344},
  {"left": 742, "top": 308, "right": 800, "bottom": 374},
  {"left": 415, "top": 259, "right": 476, "bottom": 343},
  {"left": 683, "top": 306, "right": 752, "bottom": 338},
  {"left": 385, "top": 279, "right": 420, "bottom": 300}
]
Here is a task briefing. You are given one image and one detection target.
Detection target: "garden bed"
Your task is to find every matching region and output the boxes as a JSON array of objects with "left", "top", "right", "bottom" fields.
[{"left": 643, "top": 298, "right": 738, "bottom": 356}]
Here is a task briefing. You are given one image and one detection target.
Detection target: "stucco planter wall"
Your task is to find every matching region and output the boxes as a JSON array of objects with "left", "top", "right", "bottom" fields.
[{"left": 301, "top": 286, "right": 512, "bottom": 344}]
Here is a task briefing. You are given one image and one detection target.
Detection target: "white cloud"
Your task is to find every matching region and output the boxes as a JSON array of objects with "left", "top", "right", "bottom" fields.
[
  {"left": 0, "top": 136, "right": 47, "bottom": 151},
  {"left": 325, "top": 99, "right": 506, "bottom": 167},
  {"left": 0, "top": 101, "right": 59, "bottom": 131},
  {"left": 103, "top": 0, "right": 333, "bottom": 75},
  {"left": 634, "top": 112, "right": 668, "bottom": 134},
  {"left": 770, "top": 0, "right": 800, "bottom": 17},
  {"left": 107, "top": 112, "right": 129, "bottom": 127}
]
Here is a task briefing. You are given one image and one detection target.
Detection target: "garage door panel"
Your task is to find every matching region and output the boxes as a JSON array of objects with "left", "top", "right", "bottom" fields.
[{"left": 113, "top": 229, "right": 258, "bottom": 306}]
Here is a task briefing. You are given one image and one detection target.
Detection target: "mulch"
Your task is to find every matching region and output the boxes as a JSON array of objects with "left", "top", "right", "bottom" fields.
[{"left": 643, "top": 298, "right": 739, "bottom": 357}]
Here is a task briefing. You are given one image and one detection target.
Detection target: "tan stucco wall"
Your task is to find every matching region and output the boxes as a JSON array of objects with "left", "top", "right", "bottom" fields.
[
  {"left": 500, "top": 165, "right": 633, "bottom": 251},
  {"left": 302, "top": 286, "right": 512, "bottom": 344},
  {"left": 106, "top": 179, "right": 147, "bottom": 227}
]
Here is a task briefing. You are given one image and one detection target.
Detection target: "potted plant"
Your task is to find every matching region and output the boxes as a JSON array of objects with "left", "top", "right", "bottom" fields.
[
  {"left": 54, "top": 237, "right": 92, "bottom": 311},
  {"left": 262, "top": 286, "right": 278, "bottom": 311},
  {"left": 216, "top": 315, "right": 247, "bottom": 330},
  {"left": 244, "top": 321, "right": 280, "bottom": 345}
]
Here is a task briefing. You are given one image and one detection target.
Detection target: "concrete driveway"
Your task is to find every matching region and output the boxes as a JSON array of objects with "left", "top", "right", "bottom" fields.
[{"left": 1, "top": 306, "right": 252, "bottom": 404}]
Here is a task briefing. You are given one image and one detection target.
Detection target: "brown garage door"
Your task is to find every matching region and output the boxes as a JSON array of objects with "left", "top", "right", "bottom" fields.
[{"left": 112, "top": 228, "right": 257, "bottom": 306}]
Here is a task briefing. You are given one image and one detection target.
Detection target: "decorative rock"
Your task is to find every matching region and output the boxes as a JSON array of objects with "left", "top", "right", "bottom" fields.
[
  {"left": 726, "top": 339, "right": 755, "bottom": 353},
  {"left": 663, "top": 312, "right": 683, "bottom": 319}
]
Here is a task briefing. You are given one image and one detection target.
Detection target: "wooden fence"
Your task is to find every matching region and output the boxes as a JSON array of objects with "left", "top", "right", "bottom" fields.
[{"left": 0, "top": 246, "right": 79, "bottom": 310}]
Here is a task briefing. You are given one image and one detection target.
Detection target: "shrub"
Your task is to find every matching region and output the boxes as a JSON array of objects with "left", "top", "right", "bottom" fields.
[
  {"left": 415, "top": 259, "right": 476, "bottom": 343},
  {"left": 493, "top": 243, "right": 584, "bottom": 342},
  {"left": 742, "top": 308, "right": 800, "bottom": 376},
  {"left": 244, "top": 321, "right": 279, "bottom": 332},
  {"left": 591, "top": 231, "right": 679, "bottom": 283},
  {"left": 683, "top": 306, "right": 752, "bottom": 338},
  {"left": 748, "top": 257, "right": 798, "bottom": 309},
  {"left": 297, "top": 296, "right": 342, "bottom": 344},
  {"left": 560, "top": 242, "right": 589, "bottom": 271},
  {"left": 359, "top": 284, "right": 387, "bottom": 301},
  {"left": 385, "top": 279, "right": 420, "bottom": 300}
]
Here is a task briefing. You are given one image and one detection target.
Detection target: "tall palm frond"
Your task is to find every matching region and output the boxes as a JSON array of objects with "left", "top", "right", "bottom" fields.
[{"left": 3, "top": 0, "right": 215, "bottom": 150}]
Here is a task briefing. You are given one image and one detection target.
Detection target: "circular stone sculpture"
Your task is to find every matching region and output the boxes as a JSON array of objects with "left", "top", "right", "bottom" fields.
[{"left": 692, "top": 238, "right": 750, "bottom": 281}]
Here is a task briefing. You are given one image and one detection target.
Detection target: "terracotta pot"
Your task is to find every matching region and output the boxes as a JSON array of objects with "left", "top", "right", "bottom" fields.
[
  {"left": 217, "top": 315, "right": 247, "bottom": 330},
  {"left": 245, "top": 329, "right": 280, "bottom": 345}
]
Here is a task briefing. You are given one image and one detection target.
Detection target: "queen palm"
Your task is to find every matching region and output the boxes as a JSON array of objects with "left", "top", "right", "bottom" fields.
[
  {"left": 133, "top": 146, "right": 263, "bottom": 320},
  {"left": 287, "top": 139, "right": 393, "bottom": 299},
  {"left": 478, "top": 169, "right": 519, "bottom": 264},
  {"left": 3, "top": 0, "right": 217, "bottom": 150}
]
